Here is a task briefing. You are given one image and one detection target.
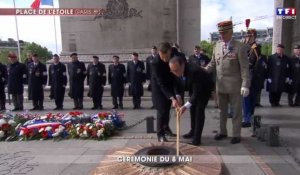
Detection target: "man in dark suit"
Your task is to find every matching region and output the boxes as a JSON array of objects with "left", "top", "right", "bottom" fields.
[
  {"left": 170, "top": 57, "right": 213, "bottom": 145},
  {"left": 87, "top": 56, "right": 106, "bottom": 109},
  {"left": 48, "top": 54, "right": 67, "bottom": 110},
  {"left": 188, "top": 45, "right": 210, "bottom": 67},
  {"left": 0, "top": 60, "right": 7, "bottom": 110},
  {"left": 267, "top": 44, "right": 290, "bottom": 107},
  {"left": 151, "top": 42, "right": 180, "bottom": 142},
  {"left": 27, "top": 54, "right": 47, "bottom": 110},
  {"left": 127, "top": 52, "right": 146, "bottom": 109},
  {"left": 7, "top": 52, "right": 27, "bottom": 111},
  {"left": 24, "top": 52, "right": 33, "bottom": 67},
  {"left": 108, "top": 55, "right": 126, "bottom": 109},
  {"left": 287, "top": 45, "right": 300, "bottom": 106},
  {"left": 68, "top": 53, "right": 86, "bottom": 110}
]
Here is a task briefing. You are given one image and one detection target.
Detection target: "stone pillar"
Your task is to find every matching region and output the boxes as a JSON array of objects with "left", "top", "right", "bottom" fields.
[
  {"left": 272, "top": 0, "right": 284, "bottom": 54},
  {"left": 178, "top": 0, "right": 201, "bottom": 56}
]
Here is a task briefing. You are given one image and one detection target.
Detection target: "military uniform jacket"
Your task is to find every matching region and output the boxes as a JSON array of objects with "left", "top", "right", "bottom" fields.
[
  {"left": 108, "top": 63, "right": 126, "bottom": 97},
  {"left": 68, "top": 61, "right": 86, "bottom": 99},
  {"left": 27, "top": 62, "right": 47, "bottom": 100},
  {"left": 288, "top": 56, "right": 300, "bottom": 93},
  {"left": 127, "top": 60, "right": 146, "bottom": 97},
  {"left": 87, "top": 62, "right": 106, "bottom": 97},
  {"left": 206, "top": 40, "right": 250, "bottom": 94},
  {"left": 48, "top": 62, "right": 67, "bottom": 99},
  {"left": 188, "top": 54, "right": 210, "bottom": 67},
  {"left": 146, "top": 55, "right": 155, "bottom": 81},
  {"left": 266, "top": 53, "right": 290, "bottom": 92},
  {"left": 7, "top": 62, "right": 27, "bottom": 94},
  {"left": 0, "top": 63, "right": 7, "bottom": 89},
  {"left": 151, "top": 55, "right": 177, "bottom": 111}
]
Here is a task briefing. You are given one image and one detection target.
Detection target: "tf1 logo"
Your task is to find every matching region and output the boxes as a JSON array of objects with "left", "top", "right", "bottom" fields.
[{"left": 276, "top": 8, "right": 296, "bottom": 16}]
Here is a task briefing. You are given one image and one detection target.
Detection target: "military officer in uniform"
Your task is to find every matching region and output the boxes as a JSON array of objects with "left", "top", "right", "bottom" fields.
[
  {"left": 188, "top": 45, "right": 210, "bottom": 67},
  {"left": 27, "top": 54, "right": 47, "bottom": 110},
  {"left": 87, "top": 56, "right": 106, "bottom": 109},
  {"left": 242, "top": 29, "right": 268, "bottom": 127},
  {"left": 127, "top": 53, "right": 146, "bottom": 109},
  {"left": 267, "top": 44, "right": 290, "bottom": 107},
  {"left": 146, "top": 46, "right": 158, "bottom": 108},
  {"left": 48, "top": 54, "right": 67, "bottom": 110},
  {"left": 7, "top": 52, "right": 27, "bottom": 111},
  {"left": 206, "top": 21, "right": 250, "bottom": 144},
  {"left": 24, "top": 52, "right": 33, "bottom": 67},
  {"left": 0, "top": 60, "right": 7, "bottom": 110},
  {"left": 108, "top": 55, "right": 126, "bottom": 109},
  {"left": 68, "top": 53, "right": 86, "bottom": 110},
  {"left": 287, "top": 45, "right": 300, "bottom": 106}
]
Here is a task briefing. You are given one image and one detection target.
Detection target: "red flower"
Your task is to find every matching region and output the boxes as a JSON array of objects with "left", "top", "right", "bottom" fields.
[
  {"left": 41, "top": 131, "right": 48, "bottom": 138},
  {"left": 1, "top": 123, "right": 10, "bottom": 131}
]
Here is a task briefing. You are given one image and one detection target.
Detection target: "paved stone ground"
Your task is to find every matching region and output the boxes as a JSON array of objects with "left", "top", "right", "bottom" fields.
[{"left": 1, "top": 91, "right": 300, "bottom": 175}]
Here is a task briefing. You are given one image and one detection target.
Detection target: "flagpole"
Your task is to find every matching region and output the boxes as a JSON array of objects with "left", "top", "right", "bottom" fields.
[
  {"left": 53, "top": 2, "right": 58, "bottom": 54},
  {"left": 13, "top": 0, "right": 21, "bottom": 61}
]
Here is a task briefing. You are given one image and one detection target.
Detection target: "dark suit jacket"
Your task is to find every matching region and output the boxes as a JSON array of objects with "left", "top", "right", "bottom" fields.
[{"left": 151, "top": 55, "right": 177, "bottom": 111}]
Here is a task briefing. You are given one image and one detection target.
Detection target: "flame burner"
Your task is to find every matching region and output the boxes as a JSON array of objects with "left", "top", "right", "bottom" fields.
[{"left": 92, "top": 142, "right": 222, "bottom": 175}]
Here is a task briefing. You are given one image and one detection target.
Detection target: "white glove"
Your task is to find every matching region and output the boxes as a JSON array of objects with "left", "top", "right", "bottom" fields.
[
  {"left": 241, "top": 87, "right": 249, "bottom": 97},
  {"left": 289, "top": 79, "right": 293, "bottom": 85},
  {"left": 285, "top": 78, "right": 290, "bottom": 83},
  {"left": 267, "top": 79, "right": 272, "bottom": 83}
]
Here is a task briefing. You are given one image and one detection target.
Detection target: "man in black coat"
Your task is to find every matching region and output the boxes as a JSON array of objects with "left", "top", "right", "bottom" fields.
[
  {"left": 27, "top": 54, "right": 47, "bottom": 110},
  {"left": 170, "top": 57, "right": 213, "bottom": 145},
  {"left": 188, "top": 45, "right": 210, "bottom": 67},
  {"left": 48, "top": 54, "right": 67, "bottom": 110},
  {"left": 0, "top": 60, "right": 7, "bottom": 110},
  {"left": 146, "top": 46, "right": 158, "bottom": 98},
  {"left": 287, "top": 45, "right": 300, "bottom": 106},
  {"left": 24, "top": 52, "right": 33, "bottom": 67},
  {"left": 7, "top": 52, "right": 27, "bottom": 111},
  {"left": 68, "top": 53, "right": 86, "bottom": 110},
  {"left": 108, "top": 55, "right": 126, "bottom": 109},
  {"left": 151, "top": 42, "right": 180, "bottom": 142},
  {"left": 267, "top": 44, "right": 290, "bottom": 107},
  {"left": 87, "top": 56, "right": 106, "bottom": 110},
  {"left": 127, "top": 52, "right": 146, "bottom": 109}
]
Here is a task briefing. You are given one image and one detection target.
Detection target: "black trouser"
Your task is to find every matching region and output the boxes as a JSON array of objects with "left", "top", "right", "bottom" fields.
[
  {"left": 0, "top": 88, "right": 5, "bottom": 110},
  {"left": 156, "top": 105, "right": 171, "bottom": 137},
  {"left": 112, "top": 96, "right": 123, "bottom": 108},
  {"left": 132, "top": 95, "right": 141, "bottom": 108},
  {"left": 269, "top": 92, "right": 282, "bottom": 105},
  {"left": 73, "top": 98, "right": 83, "bottom": 109},
  {"left": 33, "top": 99, "right": 43, "bottom": 109},
  {"left": 55, "top": 96, "right": 64, "bottom": 108},
  {"left": 256, "top": 89, "right": 262, "bottom": 105},
  {"left": 189, "top": 101, "right": 208, "bottom": 143},
  {"left": 12, "top": 94, "right": 23, "bottom": 110}
]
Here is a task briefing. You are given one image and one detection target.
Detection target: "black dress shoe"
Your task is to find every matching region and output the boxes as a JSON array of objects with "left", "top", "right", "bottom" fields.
[
  {"left": 188, "top": 141, "right": 201, "bottom": 146},
  {"left": 12, "top": 108, "right": 19, "bottom": 111},
  {"left": 119, "top": 106, "right": 123, "bottom": 109},
  {"left": 73, "top": 107, "right": 78, "bottom": 110},
  {"left": 77, "top": 107, "right": 83, "bottom": 110},
  {"left": 183, "top": 131, "right": 194, "bottom": 139},
  {"left": 99, "top": 105, "right": 103, "bottom": 109},
  {"left": 39, "top": 107, "right": 44, "bottom": 111},
  {"left": 30, "top": 107, "right": 38, "bottom": 111},
  {"left": 255, "top": 104, "right": 263, "bottom": 107},
  {"left": 231, "top": 137, "right": 241, "bottom": 144},
  {"left": 112, "top": 106, "right": 118, "bottom": 109},
  {"left": 150, "top": 106, "right": 154, "bottom": 109},
  {"left": 53, "top": 107, "right": 59, "bottom": 110},
  {"left": 91, "top": 107, "right": 97, "bottom": 110},
  {"left": 242, "top": 122, "right": 251, "bottom": 128},
  {"left": 214, "top": 134, "right": 227, "bottom": 140},
  {"left": 158, "top": 135, "right": 168, "bottom": 142},
  {"left": 165, "top": 128, "right": 176, "bottom": 137}
]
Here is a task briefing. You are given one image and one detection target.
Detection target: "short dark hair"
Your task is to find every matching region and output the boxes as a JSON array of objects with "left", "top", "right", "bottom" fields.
[
  {"left": 169, "top": 56, "right": 185, "bottom": 66},
  {"left": 33, "top": 54, "right": 38, "bottom": 57},
  {"left": 158, "top": 42, "right": 172, "bottom": 54},
  {"left": 132, "top": 52, "right": 139, "bottom": 57},
  {"left": 113, "top": 55, "right": 120, "bottom": 59},
  {"left": 70, "top": 52, "right": 78, "bottom": 57},
  {"left": 195, "top": 45, "right": 201, "bottom": 49},
  {"left": 93, "top": 55, "right": 99, "bottom": 59},
  {"left": 152, "top": 46, "right": 157, "bottom": 50},
  {"left": 53, "top": 54, "right": 59, "bottom": 58}
]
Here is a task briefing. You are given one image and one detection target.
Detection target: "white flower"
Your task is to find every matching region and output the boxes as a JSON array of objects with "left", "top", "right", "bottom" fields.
[
  {"left": 19, "top": 130, "right": 24, "bottom": 136},
  {"left": 97, "top": 128, "right": 105, "bottom": 137},
  {"left": 89, "top": 125, "right": 93, "bottom": 130},
  {"left": 45, "top": 126, "right": 52, "bottom": 131},
  {"left": 52, "top": 133, "right": 59, "bottom": 137},
  {"left": 8, "top": 120, "right": 16, "bottom": 126},
  {"left": 86, "top": 123, "right": 91, "bottom": 127},
  {"left": 15, "top": 123, "right": 21, "bottom": 131},
  {"left": 83, "top": 130, "right": 88, "bottom": 136},
  {"left": 39, "top": 128, "right": 45, "bottom": 133},
  {"left": 0, "top": 130, "right": 5, "bottom": 138},
  {"left": 0, "top": 119, "right": 7, "bottom": 127},
  {"left": 40, "top": 116, "right": 47, "bottom": 120}
]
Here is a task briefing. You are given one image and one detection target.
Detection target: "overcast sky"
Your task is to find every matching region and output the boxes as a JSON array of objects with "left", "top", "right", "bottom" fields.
[{"left": 0, "top": 0, "right": 274, "bottom": 53}]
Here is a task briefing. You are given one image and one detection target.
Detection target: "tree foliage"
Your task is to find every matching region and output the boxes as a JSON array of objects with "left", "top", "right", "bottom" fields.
[
  {"left": 21, "top": 42, "right": 52, "bottom": 63},
  {"left": 0, "top": 49, "right": 10, "bottom": 64},
  {"left": 199, "top": 40, "right": 216, "bottom": 59},
  {"left": 261, "top": 43, "right": 272, "bottom": 56}
]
